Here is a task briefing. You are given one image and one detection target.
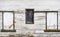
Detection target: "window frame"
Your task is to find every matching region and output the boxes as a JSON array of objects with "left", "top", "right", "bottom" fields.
[
  {"left": 34, "top": 11, "right": 58, "bottom": 32},
  {"left": 0, "top": 11, "right": 16, "bottom": 32}
]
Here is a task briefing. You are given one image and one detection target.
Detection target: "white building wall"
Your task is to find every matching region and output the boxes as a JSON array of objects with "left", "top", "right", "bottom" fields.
[
  {"left": 0, "top": 0, "right": 60, "bottom": 37},
  {"left": 0, "top": 0, "right": 60, "bottom": 10}
]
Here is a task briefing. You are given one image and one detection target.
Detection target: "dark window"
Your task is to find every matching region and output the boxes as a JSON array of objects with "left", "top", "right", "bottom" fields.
[{"left": 26, "top": 9, "right": 34, "bottom": 24}]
